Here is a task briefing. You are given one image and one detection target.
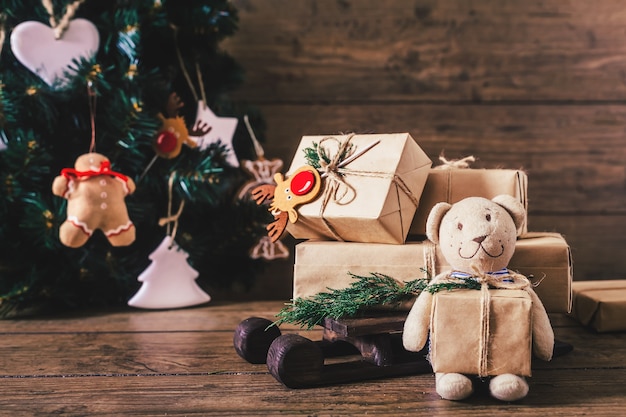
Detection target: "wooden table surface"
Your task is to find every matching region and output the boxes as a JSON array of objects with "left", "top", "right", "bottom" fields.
[{"left": 0, "top": 301, "right": 624, "bottom": 416}]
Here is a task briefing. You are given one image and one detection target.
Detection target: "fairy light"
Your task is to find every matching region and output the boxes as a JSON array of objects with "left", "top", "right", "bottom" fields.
[
  {"left": 126, "top": 63, "right": 138, "bottom": 79},
  {"left": 43, "top": 210, "right": 54, "bottom": 229},
  {"left": 87, "top": 64, "right": 102, "bottom": 82}
]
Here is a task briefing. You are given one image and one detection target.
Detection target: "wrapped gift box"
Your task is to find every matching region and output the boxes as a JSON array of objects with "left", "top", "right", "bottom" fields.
[
  {"left": 293, "top": 232, "right": 572, "bottom": 313},
  {"left": 570, "top": 280, "right": 626, "bottom": 332},
  {"left": 430, "top": 289, "right": 532, "bottom": 376},
  {"left": 511, "top": 233, "right": 572, "bottom": 313},
  {"left": 285, "top": 133, "right": 432, "bottom": 244},
  {"left": 409, "top": 168, "right": 528, "bottom": 237}
]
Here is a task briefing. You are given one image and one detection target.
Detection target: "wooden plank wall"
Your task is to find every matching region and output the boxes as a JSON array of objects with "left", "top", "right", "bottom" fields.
[{"left": 222, "top": 0, "right": 626, "bottom": 299}]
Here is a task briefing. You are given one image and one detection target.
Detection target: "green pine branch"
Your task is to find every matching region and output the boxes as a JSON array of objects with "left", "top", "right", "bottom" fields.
[
  {"left": 273, "top": 272, "right": 430, "bottom": 330},
  {"left": 303, "top": 141, "right": 355, "bottom": 170}
]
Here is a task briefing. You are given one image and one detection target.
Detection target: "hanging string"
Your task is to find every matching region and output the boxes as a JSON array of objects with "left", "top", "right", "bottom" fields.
[
  {"left": 158, "top": 171, "right": 186, "bottom": 247},
  {"left": 0, "top": 13, "right": 6, "bottom": 57},
  {"left": 87, "top": 82, "right": 97, "bottom": 153},
  {"left": 172, "top": 25, "right": 208, "bottom": 106},
  {"left": 195, "top": 62, "right": 208, "bottom": 105},
  {"left": 41, "top": 0, "right": 86, "bottom": 39},
  {"left": 243, "top": 115, "right": 265, "bottom": 160}
]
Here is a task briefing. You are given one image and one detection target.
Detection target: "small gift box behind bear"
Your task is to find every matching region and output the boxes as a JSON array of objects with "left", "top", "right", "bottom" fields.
[
  {"left": 284, "top": 133, "right": 432, "bottom": 244},
  {"left": 410, "top": 156, "right": 528, "bottom": 237}
]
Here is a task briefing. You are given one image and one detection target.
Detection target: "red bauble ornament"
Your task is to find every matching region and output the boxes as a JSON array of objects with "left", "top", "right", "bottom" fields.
[
  {"left": 155, "top": 130, "right": 178, "bottom": 154},
  {"left": 290, "top": 170, "right": 316, "bottom": 196}
]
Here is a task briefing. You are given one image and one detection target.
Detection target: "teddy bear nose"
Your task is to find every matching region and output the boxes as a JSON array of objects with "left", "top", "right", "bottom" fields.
[{"left": 473, "top": 235, "right": 487, "bottom": 244}]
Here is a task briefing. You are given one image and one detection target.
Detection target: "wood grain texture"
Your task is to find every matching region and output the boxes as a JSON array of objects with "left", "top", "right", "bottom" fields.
[
  {"left": 0, "top": 302, "right": 624, "bottom": 416},
  {"left": 225, "top": 0, "right": 626, "bottom": 102}
]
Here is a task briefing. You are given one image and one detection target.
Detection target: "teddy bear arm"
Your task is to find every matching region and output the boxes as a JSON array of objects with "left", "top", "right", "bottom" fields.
[
  {"left": 52, "top": 176, "right": 69, "bottom": 197},
  {"left": 402, "top": 291, "right": 433, "bottom": 352},
  {"left": 528, "top": 287, "right": 555, "bottom": 361}
]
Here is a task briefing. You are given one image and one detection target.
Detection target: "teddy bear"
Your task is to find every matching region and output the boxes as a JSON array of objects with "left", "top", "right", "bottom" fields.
[
  {"left": 52, "top": 152, "right": 136, "bottom": 248},
  {"left": 402, "top": 195, "right": 554, "bottom": 402}
]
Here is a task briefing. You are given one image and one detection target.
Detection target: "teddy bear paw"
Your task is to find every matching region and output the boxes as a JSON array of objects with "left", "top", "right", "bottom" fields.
[
  {"left": 489, "top": 373, "right": 529, "bottom": 401},
  {"left": 435, "top": 372, "right": 474, "bottom": 400}
]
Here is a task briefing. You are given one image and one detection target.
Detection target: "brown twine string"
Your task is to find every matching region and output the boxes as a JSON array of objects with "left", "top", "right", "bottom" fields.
[
  {"left": 87, "top": 82, "right": 97, "bottom": 153},
  {"left": 172, "top": 25, "right": 208, "bottom": 106},
  {"left": 316, "top": 134, "right": 358, "bottom": 240},
  {"left": 315, "top": 135, "right": 420, "bottom": 241},
  {"left": 244, "top": 115, "right": 265, "bottom": 160},
  {"left": 434, "top": 153, "right": 476, "bottom": 170},
  {"left": 0, "top": 14, "right": 6, "bottom": 57},
  {"left": 478, "top": 280, "right": 491, "bottom": 377},
  {"left": 158, "top": 171, "right": 186, "bottom": 247},
  {"left": 434, "top": 152, "right": 477, "bottom": 207},
  {"left": 318, "top": 135, "right": 357, "bottom": 205},
  {"left": 41, "top": 0, "right": 86, "bottom": 39}
]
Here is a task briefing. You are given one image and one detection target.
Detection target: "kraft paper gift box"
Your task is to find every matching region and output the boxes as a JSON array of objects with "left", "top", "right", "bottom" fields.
[
  {"left": 570, "top": 280, "right": 626, "bottom": 332},
  {"left": 510, "top": 232, "right": 572, "bottom": 314},
  {"left": 285, "top": 133, "right": 432, "bottom": 244},
  {"left": 410, "top": 168, "right": 528, "bottom": 236},
  {"left": 293, "top": 232, "right": 572, "bottom": 313},
  {"left": 429, "top": 289, "right": 532, "bottom": 377}
]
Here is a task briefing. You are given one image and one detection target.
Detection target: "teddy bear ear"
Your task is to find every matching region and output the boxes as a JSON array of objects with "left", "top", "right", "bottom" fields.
[
  {"left": 492, "top": 194, "right": 526, "bottom": 235},
  {"left": 426, "top": 202, "right": 452, "bottom": 244}
]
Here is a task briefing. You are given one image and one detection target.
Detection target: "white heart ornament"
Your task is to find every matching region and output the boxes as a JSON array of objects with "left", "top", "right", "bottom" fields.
[{"left": 10, "top": 18, "right": 99, "bottom": 87}]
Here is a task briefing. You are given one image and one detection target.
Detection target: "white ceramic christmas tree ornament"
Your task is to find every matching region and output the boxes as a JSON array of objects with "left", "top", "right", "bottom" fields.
[
  {"left": 128, "top": 236, "right": 211, "bottom": 309},
  {"left": 129, "top": 171, "right": 211, "bottom": 309},
  {"left": 10, "top": 17, "right": 99, "bottom": 87}
]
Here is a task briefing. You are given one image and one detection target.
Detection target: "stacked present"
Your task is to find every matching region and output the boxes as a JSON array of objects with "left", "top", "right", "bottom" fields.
[
  {"left": 569, "top": 280, "right": 626, "bottom": 332},
  {"left": 252, "top": 133, "right": 576, "bottom": 393},
  {"left": 271, "top": 133, "right": 572, "bottom": 316}
]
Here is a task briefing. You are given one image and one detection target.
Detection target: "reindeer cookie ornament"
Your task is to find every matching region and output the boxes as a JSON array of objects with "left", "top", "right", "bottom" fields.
[
  {"left": 52, "top": 152, "right": 136, "bottom": 248},
  {"left": 252, "top": 165, "right": 322, "bottom": 242},
  {"left": 154, "top": 92, "right": 210, "bottom": 159},
  {"left": 403, "top": 196, "right": 554, "bottom": 402}
]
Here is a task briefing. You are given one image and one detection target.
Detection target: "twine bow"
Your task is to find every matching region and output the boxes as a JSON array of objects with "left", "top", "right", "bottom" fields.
[
  {"left": 435, "top": 153, "right": 476, "bottom": 170},
  {"left": 317, "top": 135, "right": 359, "bottom": 206}
]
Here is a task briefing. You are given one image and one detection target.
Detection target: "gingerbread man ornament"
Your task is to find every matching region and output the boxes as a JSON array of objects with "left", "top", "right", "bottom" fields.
[{"left": 52, "top": 152, "right": 136, "bottom": 248}]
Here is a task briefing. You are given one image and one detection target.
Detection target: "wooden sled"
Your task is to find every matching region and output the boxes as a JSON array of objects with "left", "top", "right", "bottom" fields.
[{"left": 234, "top": 313, "right": 432, "bottom": 389}]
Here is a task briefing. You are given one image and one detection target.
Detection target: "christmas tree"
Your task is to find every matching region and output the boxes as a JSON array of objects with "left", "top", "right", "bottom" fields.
[{"left": 0, "top": 0, "right": 271, "bottom": 317}]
